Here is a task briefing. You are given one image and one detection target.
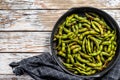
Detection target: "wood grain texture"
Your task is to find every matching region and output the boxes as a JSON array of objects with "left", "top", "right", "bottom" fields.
[
  {"left": 0, "top": 10, "right": 66, "bottom": 31},
  {"left": 0, "top": 10, "right": 120, "bottom": 31},
  {"left": 0, "top": 32, "right": 50, "bottom": 52},
  {"left": 0, "top": 75, "right": 33, "bottom": 80},
  {"left": 0, "top": 0, "right": 120, "bottom": 9},
  {"left": 0, "top": 53, "right": 41, "bottom": 74}
]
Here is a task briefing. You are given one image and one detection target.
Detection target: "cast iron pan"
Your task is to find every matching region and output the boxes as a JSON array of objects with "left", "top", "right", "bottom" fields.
[{"left": 50, "top": 7, "right": 120, "bottom": 78}]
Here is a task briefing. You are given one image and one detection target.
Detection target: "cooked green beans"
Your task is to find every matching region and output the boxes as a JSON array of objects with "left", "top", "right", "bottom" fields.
[{"left": 54, "top": 13, "right": 117, "bottom": 75}]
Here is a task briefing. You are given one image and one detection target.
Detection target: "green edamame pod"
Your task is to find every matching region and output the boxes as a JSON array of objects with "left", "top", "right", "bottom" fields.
[
  {"left": 58, "top": 25, "right": 63, "bottom": 35},
  {"left": 77, "top": 67, "right": 86, "bottom": 71},
  {"left": 111, "top": 43, "right": 115, "bottom": 50},
  {"left": 79, "top": 19, "right": 90, "bottom": 24},
  {"left": 71, "top": 18, "right": 77, "bottom": 22},
  {"left": 75, "top": 68, "right": 96, "bottom": 75},
  {"left": 56, "top": 37, "right": 62, "bottom": 49},
  {"left": 67, "top": 46, "right": 71, "bottom": 54},
  {"left": 87, "top": 62, "right": 102, "bottom": 67},
  {"left": 76, "top": 54, "right": 90, "bottom": 63},
  {"left": 101, "top": 52, "right": 110, "bottom": 56},
  {"left": 85, "top": 13, "right": 94, "bottom": 19},
  {"left": 91, "top": 21, "right": 100, "bottom": 32},
  {"left": 85, "top": 67, "right": 92, "bottom": 71},
  {"left": 70, "top": 45, "right": 80, "bottom": 50},
  {"left": 92, "top": 21, "right": 103, "bottom": 35},
  {"left": 78, "top": 28, "right": 88, "bottom": 33},
  {"left": 93, "top": 46, "right": 97, "bottom": 52},
  {"left": 96, "top": 55, "right": 102, "bottom": 63},
  {"left": 55, "top": 32, "right": 72, "bottom": 39},
  {"left": 58, "top": 51, "right": 66, "bottom": 57},
  {"left": 82, "top": 37, "right": 86, "bottom": 53},
  {"left": 63, "top": 63, "right": 73, "bottom": 69},
  {"left": 90, "top": 40, "right": 94, "bottom": 52},
  {"left": 74, "top": 14, "right": 83, "bottom": 20},
  {"left": 110, "top": 35, "right": 115, "bottom": 41},
  {"left": 103, "top": 46, "right": 108, "bottom": 52},
  {"left": 90, "top": 45, "right": 103, "bottom": 56},
  {"left": 103, "top": 31, "right": 112, "bottom": 37},
  {"left": 102, "top": 41, "right": 111, "bottom": 45},
  {"left": 68, "top": 68, "right": 75, "bottom": 72},
  {"left": 113, "top": 41, "right": 117, "bottom": 46},
  {"left": 79, "top": 51, "right": 91, "bottom": 59},
  {"left": 63, "top": 27, "right": 71, "bottom": 33},
  {"left": 82, "top": 23, "right": 91, "bottom": 29},
  {"left": 66, "top": 58, "right": 70, "bottom": 63},
  {"left": 112, "top": 42, "right": 117, "bottom": 51},
  {"left": 75, "top": 24, "right": 79, "bottom": 34},
  {"left": 73, "top": 38, "right": 83, "bottom": 45},
  {"left": 88, "top": 12, "right": 99, "bottom": 18},
  {"left": 74, "top": 71, "right": 78, "bottom": 74},
  {"left": 62, "top": 42, "right": 66, "bottom": 52},
  {"left": 68, "top": 54, "right": 74, "bottom": 64},
  {"left": 87, "top": 38, "right": 92, "bottom": 53},
  {"left": 100, "top": 53, "right": 105, "bottom": 62},
  {"left": 72, "top": 25, "right": 76, "bottom": 33},
  {"left": 85, "top": 39, "right": 89, "bottom": 53},
  {"left": 66, "top": 20, "right": 76, "bottom": 26},
  {"left": 78, "top": 23, "right": 82, "bottom": 29},
  {"left": 67, "top": 14, "right": 75, "bottom": 21},
  {"left": 107, "top": 44, "right": 112, "bottom": 53},
  {"left": 80, "top": 31, "right": 98, "bottom": 40},
  {"left": 62, "top": 39, "right": 72, "bottom": 44},
  {"left": 93, "top": 18, "right": 105, "bottom": 27},
  {"left": 69, "top": 42, "right": 77, "bottom": 47},
  {"left": 93, "top": 67, "right": 103, "bottom": 71},
  {"left": 73, "top": 47, "right": 81, "bottom": 54},
  {"left": 74, "top": 62, "right": 86, "bottom": 69}
]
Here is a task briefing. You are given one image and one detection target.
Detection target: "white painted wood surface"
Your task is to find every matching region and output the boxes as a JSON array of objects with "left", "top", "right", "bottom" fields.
[
  {"left": 0, "top": 53, "right": 41, "bottom": 74},
  {"left": 0, "top": 0, "right": 120, "bottom": 79},
  {"left": 0, "top": 32, "right": 50, "bottom": 52},
  {"left": 0, "top": 0, "right": 120, "bottom": 9},
  {"left": 0, "top": 10, "right": 65, "bottom": 31}
]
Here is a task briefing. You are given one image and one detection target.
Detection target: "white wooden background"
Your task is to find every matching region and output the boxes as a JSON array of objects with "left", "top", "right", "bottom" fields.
[{"left": 0, "top": 0, "right": 120, "bottom": 80}]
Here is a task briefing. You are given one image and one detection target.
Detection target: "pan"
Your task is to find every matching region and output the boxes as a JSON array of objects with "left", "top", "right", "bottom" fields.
[{"left": 50, "top": 7, "right": 120, "bottom": 78}]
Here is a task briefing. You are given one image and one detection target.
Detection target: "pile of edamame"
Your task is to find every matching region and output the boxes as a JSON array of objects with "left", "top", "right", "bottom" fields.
[{"left": 54, "top": 13, "right": 117, "bottom": 75}]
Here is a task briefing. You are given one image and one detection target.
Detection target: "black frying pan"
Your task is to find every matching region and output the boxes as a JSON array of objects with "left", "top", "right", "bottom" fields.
[{"left": 50, "top": 7, "right": 120, "bottom": 78}]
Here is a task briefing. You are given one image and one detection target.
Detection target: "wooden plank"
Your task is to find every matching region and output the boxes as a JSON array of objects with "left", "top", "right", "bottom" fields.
[
  {"left": 0, "top": 10, "right": 120, "bottom": 31},
  {"left": 0, "top": 0, "right": 120, "bottom": 9},
  {"left": 0, "top": 75, "right": 33, "bottom": 80},
  {"left": 0, "top": 32, "right": 50, "bottom": 52},
  {"left": 0, "top": 53, "right": 41, "bottom": 74},
  {"left": 0, "top": 10, "right": 66, "bottom": 31}
]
